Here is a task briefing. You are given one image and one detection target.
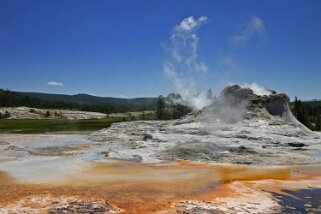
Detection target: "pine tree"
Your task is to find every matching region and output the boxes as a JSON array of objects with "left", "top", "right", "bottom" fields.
[
  {"left": 293, "top": 97, "right": 312, "bottom": 129},
  {"left": 316, "top": 114, "right": 321, "bottom": 131},
  {"left": 156, "top": 96, "right": 166, "bottom": 119},
  {"left": 206, "top": 89, "right": 214, "bottom": 101},
  {"left": 45, "top": 111, "right": 50, "bottom": 118}
]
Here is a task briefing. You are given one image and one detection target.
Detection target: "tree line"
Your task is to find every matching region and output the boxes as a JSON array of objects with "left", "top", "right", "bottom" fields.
[
  {"left": 292, "top": 97, "right": 321, "bottom": 131},
  {"left": 0, "top": 89, "right": 155, "bottom": 114},
  {"left": 0, "top": 89, "right": 193, "bottom": 120}
]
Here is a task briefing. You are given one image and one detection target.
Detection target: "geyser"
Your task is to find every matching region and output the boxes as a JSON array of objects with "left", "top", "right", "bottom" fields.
[{"left": 90, "top": 84, "right": 321, "bottom": 165}]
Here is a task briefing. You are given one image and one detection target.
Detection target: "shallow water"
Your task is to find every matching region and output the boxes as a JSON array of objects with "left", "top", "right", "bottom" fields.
[
  {"left": 274, "top": 189, "right": 321, "bottom": 213},
  {"left": 311, "top": 150, "right": 321, "bottom": 159},
  {"left": 9, "top": 134, "right": 91, "bottom": 147},
  {"left": 1, "top": 134, "right": 321, "bottom": 213}
]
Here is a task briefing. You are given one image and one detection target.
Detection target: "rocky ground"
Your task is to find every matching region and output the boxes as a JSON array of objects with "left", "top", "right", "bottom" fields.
[
  {"left": 1, "top": 85, "right": 321, "bottom": 213},
  {"left": 89, "top": 85, "right": 321, "bottom": 166}
]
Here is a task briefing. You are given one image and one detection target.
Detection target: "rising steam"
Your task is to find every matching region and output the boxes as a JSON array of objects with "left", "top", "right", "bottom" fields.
[
  {"left": 241, "top": 83, "right": 272, "bottom": 96},
  {"left": 163, "top": 16, "right": 271, "bottom": 112},
  {"left": 163, "top": 16, "right": 213, "bottom": 110}
]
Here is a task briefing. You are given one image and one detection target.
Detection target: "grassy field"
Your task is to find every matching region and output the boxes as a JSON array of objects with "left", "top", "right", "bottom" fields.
[{"left": 0, "top": 118, "right": 127, "bottom": 134}]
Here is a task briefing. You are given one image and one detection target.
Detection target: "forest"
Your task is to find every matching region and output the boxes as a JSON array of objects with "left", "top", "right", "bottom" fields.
[
  {"left": 292, "top": 97, "right": 321, "bottom": 131},
  {"left": 0, "top": 89, "right": 157, "bottom": 114}
]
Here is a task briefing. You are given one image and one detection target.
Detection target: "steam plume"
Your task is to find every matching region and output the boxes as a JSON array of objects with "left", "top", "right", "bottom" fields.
[
  {"left": 163, "top": 16, "right": 213, "bottom": 110},
  {"left": 241, "top": 83, "right": 272, "bottom": 96}
]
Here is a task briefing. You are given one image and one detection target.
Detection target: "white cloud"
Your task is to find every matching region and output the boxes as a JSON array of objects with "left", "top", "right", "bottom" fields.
[
  {"left": 47, "top": 81, "right": 63, "bottom": 86},
  {"left": 231, "top": 15, "right": 266, "bottom": 45}
]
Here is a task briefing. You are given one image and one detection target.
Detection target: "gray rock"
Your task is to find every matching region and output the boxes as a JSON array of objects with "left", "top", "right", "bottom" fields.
[
  {"left": 287, "top": 142, "right": 306, "bottom": 148},
  {"left": 0, "top": 141, "right": 9, "bottom": 146},
  {"left": 143, "top": 133, "right": 153, "bottom": 140}
]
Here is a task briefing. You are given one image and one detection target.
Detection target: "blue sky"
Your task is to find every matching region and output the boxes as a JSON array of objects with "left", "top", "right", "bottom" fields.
[{"left": 0, "top": 0, "right": 320, "bottom": 100}]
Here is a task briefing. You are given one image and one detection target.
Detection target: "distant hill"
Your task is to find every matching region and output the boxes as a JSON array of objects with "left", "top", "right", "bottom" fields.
[
  {"left": 20, "top": 91, "right": 157, "bottom": 107},
  {"left": 302, "top": 100, "right": 321, "bottom": 107},
  {"left": 0, "top": 89, "right": 157, "bottom": 114}
]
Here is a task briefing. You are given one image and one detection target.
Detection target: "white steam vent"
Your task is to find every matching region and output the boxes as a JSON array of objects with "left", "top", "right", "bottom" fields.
[{"left": 241, "top": 83, "right": 272, "bottom": 96}]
